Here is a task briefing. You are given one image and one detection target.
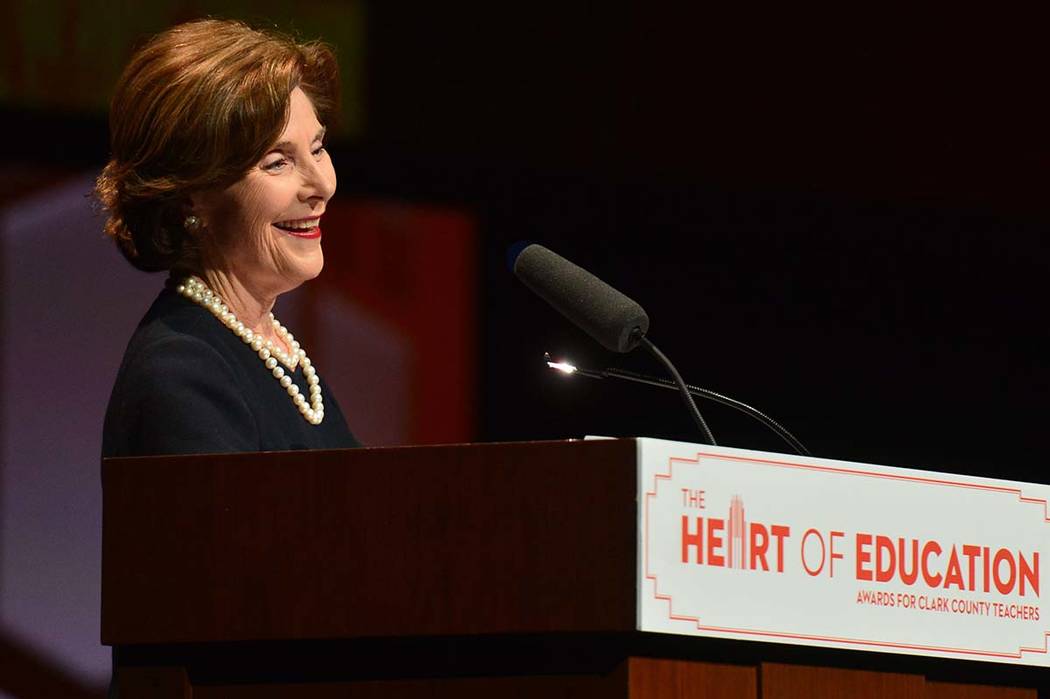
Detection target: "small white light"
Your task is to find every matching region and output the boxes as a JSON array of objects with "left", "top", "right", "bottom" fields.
[{"left": 546, "top": 360, "right": 578, "bottom": 374}]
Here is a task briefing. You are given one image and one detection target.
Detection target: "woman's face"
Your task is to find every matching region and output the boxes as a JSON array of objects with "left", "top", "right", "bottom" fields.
[{"left": 194, "top": 86, "right": 336, "bottom": 295}]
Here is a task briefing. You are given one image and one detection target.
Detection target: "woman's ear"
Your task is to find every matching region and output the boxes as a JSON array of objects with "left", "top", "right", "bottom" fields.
[{"left": 182, "top": 193, "right": 210, "bottom": 235}]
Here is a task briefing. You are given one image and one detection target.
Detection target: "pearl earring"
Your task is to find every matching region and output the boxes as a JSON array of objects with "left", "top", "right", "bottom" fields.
[{"left": 184, "top": 215, "right": 201, "bottom": 232}]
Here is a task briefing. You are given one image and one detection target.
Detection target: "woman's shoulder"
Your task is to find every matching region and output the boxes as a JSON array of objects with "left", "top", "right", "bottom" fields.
[
  {"left": 107, "top": 291, "right": 255, "bottom": 419},
  {"left": 104, "top": 288, "right": 259, "bottom": 457},
  {"left": 122, "top": 288, "right": 238, "bottom": 370},
  {"left": 134, "top": 286, "right": 227, "bottom": 339}
]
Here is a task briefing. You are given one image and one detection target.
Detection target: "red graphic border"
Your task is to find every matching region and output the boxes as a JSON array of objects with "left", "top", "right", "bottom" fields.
[{"left": 642, "top": 450, "right": 1050, "bottom": 662}]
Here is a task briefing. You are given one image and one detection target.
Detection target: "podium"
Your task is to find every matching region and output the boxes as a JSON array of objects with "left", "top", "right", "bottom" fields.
[{"left": 102, "top": 440, "right": 1043, "bottom": 697}]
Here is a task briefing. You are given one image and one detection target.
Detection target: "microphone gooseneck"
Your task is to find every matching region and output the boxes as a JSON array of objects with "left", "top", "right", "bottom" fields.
[
  {"left": 544, "top": 353, "right": 809, "bottom": 455},
  {"left": 638, "top": 335, "right": 718, "bottom": 446}
]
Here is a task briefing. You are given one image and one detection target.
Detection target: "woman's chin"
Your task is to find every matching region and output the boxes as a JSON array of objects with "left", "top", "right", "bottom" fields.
[
  {"left": 277, "top": 235, "right": 324, "bottom": 274},
  {"left": 296, "top": 251, "right": 324, "bottom": 282},
  {"left": 273, "top": 249, "right": 324, "bottom": 289}
]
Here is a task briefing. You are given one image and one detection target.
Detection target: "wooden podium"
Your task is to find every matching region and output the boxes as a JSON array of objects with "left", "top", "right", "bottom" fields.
[{"left": 102, "top": 440, "right": 1043, "bottom": 698}]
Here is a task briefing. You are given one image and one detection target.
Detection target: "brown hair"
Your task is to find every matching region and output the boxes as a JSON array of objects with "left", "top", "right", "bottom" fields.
[{"left": 95, "top": 18, "right": 339, "bottom": 272}]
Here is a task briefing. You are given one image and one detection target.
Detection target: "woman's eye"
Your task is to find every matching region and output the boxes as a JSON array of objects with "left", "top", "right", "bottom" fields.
[
  {"left": 312, "top": 145, "right": 326, "bottom": 157},
  {"left": 262, "top": 157, "right": 288, "bottom": 171}
]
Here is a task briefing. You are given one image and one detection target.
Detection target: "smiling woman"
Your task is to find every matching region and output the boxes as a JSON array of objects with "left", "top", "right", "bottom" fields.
[
  {"left": 191, "top": 87, "right": 334, "bottom": 301},
  {"left": 97, "top": 19, "right": 359, "bottom": 456}
]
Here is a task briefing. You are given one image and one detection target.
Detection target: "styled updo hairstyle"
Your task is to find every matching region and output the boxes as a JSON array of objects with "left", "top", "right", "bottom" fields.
[{"left": 95, "top": 19, "right": 339, "bottom": 272}]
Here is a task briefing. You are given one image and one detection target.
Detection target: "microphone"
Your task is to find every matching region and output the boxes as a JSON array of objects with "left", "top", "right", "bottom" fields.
[
  {"left": 509, "top": 243, "right": 649, "bottom": 353},
  {"left": 510, "top": 243, "right": 717, "bottom": 445}
]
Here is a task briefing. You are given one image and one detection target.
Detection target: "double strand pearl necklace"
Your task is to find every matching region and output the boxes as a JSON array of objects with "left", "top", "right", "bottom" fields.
[{"left": 176, "top": 276, "right": 325, "bottom": 425}]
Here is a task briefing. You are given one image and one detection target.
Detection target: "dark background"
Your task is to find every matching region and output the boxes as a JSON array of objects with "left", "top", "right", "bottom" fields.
[
  {"left": 358, "top": 6, "right": 1047, "bottom": 481},
  {"left": 10, "top": 5, "right": 1045, "bottom": 481}
]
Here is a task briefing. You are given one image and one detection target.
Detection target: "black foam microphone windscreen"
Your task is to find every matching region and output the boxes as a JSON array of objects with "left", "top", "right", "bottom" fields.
[{"left": 511, "top": 244, "right": 650, "bottom": 353}]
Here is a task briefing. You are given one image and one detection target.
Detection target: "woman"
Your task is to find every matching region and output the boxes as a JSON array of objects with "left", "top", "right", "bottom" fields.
[{"left": 98, "top": 19, "right": 359, "bottom": 456}]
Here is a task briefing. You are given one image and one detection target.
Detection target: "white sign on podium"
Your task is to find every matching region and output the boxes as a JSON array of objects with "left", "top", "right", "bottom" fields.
[{"left": 636, "top": 438, "right": 1049, "bottom": 666}]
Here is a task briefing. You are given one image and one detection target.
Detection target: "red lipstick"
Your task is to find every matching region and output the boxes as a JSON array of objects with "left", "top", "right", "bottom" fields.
[
  {"left": 285, "top": 226, "right": 321, "bottom": 239},
  {"left": 273, "top": 218, "right": 322, "bottom": 239}
]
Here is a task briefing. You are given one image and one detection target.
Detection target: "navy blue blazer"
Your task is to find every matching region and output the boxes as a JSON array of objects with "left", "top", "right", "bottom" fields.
[{"left": 102, "top": 285, "right": 360, "bottom": 457}]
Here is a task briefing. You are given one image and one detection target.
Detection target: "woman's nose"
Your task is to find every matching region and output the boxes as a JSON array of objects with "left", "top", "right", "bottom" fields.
[{"left": 299, "top": 157, "right": 336, "bottom": 202}]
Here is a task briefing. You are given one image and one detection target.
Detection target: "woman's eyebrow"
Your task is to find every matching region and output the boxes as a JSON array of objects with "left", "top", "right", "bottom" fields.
[{"left": 270, "top": 127, "right": 327, "bottom": 151}]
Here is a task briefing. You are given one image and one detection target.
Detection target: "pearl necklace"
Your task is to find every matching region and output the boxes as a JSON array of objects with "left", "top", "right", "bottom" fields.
[{"left": 176, "top": 276, "right": 325, "bottom": 425}]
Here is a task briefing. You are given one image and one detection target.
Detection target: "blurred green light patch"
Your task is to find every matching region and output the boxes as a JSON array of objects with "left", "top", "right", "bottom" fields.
[{"left": 0, "top": 0, "right": 365, "bottom": 140}]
